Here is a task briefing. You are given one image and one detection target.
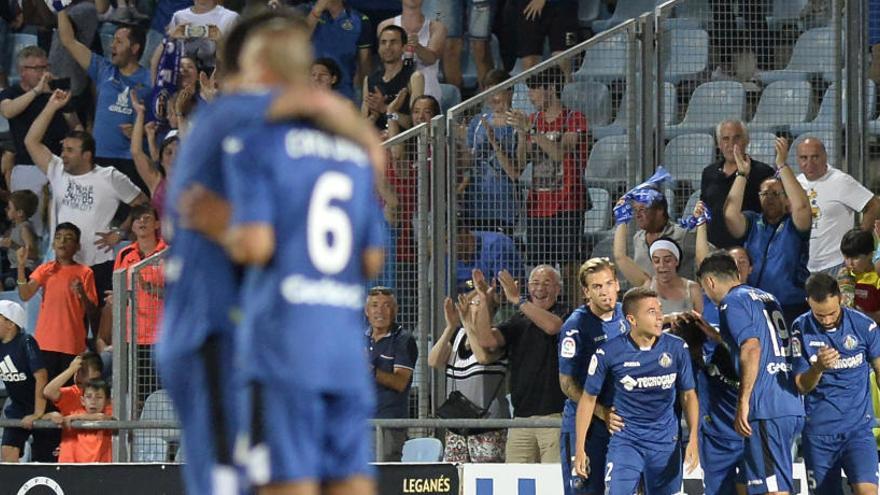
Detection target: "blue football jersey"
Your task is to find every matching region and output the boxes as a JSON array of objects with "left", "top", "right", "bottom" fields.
[
  {"left": 792, "top": 307, "right": 880, "bottom": 435},
  {"left": 718, "top": 285, "right": 804, "bottom": 420},
  {"left": 161, "top": 91, "right": 275, "bottom": 356},
  {"left": 584, "top": 332, "right": 695, "bottom": 447},
  {"left": 696, "top": 295, "right": 740, "bottom": 439},
  {"left": 223, "top": 122, "right": 385, "bottom": 393},
  {"left": 558, "top": 303, "right": 628, "bottom": 432}
]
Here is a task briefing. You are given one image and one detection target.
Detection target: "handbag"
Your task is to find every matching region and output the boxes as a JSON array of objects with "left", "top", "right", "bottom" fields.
[{"left": 435, "top": 350, "right": 506, "bottom": 435}]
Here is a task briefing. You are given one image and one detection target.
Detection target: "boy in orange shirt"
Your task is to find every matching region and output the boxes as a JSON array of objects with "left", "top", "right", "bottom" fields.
[
  {"left": 17, "top": 222, "right": 98, "bottom": 379},
  {"left": 43, "top": 351, "right": 105, "bottom": 462},
  {"left": 45, "top": 379, "right": 114, "bottom": 462}
]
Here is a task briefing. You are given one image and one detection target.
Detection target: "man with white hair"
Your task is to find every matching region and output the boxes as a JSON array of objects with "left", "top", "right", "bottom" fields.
[
  {"left": 471, "top": 265, "right": 569, "bottom": 463},
  {"left": 700, "top": 119, "right": 775, "bottom": 249},
  {"left": 794, "top": 137, "right": 880, "bottom": 275}
]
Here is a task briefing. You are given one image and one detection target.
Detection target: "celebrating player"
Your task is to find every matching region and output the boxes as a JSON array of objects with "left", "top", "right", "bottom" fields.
[
  {"left": 558, "top": 257, "right": 628, "bottom": 495},
  {"left": 219, "top": 20, "right": 385, "bottom": 495},
  {"left": 792, "top": 273, "right": 880, "bottom": 495},
  {"left": 698, "top": 251, "right": 804, "bottom": 495},
  {"left": 574, "top": 287, "right": 699, "bottom": 495}
]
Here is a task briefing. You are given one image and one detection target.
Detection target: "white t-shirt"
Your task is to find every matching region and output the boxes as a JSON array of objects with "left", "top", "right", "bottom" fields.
[
  {"left": 797, "top": 166, "right": 875, "bottom": 272},
  {"left": 47, "top": 155, "right": 142, "bottom": 266},
  {"left": 167, "top": 5, "right": 239, "bottom": 34}
]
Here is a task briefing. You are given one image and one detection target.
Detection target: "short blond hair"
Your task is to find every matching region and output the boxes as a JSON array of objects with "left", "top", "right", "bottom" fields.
[
  {"left": 240, "top": 18, "right": 312, "bottom": 85},
  {"left": 578, "top": 257, "right": 616, "bottom": 289}
]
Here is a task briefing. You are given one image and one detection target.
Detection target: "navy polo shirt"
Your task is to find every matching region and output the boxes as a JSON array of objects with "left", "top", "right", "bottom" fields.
[
  {"left": 308, "top": 3, "right": 372, "bottom": 100},
  {"left": 366, "top": 325, "right": 418, "bottom": 418}
]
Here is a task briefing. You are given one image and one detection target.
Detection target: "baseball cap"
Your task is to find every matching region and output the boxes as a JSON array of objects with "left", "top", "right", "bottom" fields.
[{"left": 0, "top": 300, "right": 26, "bottom": 329}]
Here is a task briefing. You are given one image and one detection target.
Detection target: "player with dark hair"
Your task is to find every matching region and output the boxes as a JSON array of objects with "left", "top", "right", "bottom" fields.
[
  {"left": 158, "top": 9, "right": 385, "bottom": 495},
  {"left": 574, "top": 287, "right": 699, "bottom": 495},
  {"left": 698, "top": 251, "right": 804, "bottom": 495},
  {"left": 791, "top": 273, "right": 880, "bottom": 495}
]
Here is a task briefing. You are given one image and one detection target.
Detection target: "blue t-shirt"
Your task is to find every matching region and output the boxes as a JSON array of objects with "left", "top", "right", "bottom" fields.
[
  {"left": 558, "top": 303, "right": 628, "bottom": 432},
  {"left": 455, "top": 230, "right": 525, "bottom": 291},
  {"left": 224, "top": 122, "right": 385, "bottom": 393},
  {"left": 719, "top": 285, "right": 804, "bottom": 420},
  {"left": 464, "top": 113, "right": 519, "bottom": 226},
  {"left": 742, "top": 211, "right": 810, "bottom": 306},
  {"left": 792, "top": 307, "right": 880, "bottom": 435},
  {"left": 87, "top": 55, "right": 152, "bottom": 159},
  {"left": 308, "top": 3, "right": 372, "bottom": 100},
  {"left": 584, "top": 332, "right": 695, "bottom": 448},
  {"left": 0, "top": 332, "right": 45, "bottom": 419},
  {"left": 161, "top": 91, "right": 275, "bottom": 356}
]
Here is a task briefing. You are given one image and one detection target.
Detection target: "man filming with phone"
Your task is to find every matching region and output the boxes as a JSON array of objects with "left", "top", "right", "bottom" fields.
[
  {"left": 0, "top": 46, "right": 79, "bottom": 234},
  {"left": 148, "top": 0, "right": 239, "bottom": 78}
]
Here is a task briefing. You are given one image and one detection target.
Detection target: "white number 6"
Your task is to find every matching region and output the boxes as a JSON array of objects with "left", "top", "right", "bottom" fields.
[{"left": 308, "top": 172, "right": 353, "bottom": 275}]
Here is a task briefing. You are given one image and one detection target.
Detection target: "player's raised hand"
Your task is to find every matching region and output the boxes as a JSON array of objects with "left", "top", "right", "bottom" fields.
[
  {"left": 684, "top": 436, "right": 699, "bottom": 473},
  {"left": 574, "top": 448, "right": 590, "bottom": 478},
  {"left": 604, "top": 406, "right": 624, "bottom": 433},
  {"left": 735, "top": 401, "right": 752, "bottom": 437},
  {"left": 812, "top": 346, "right": 840, "bottom": 372}
]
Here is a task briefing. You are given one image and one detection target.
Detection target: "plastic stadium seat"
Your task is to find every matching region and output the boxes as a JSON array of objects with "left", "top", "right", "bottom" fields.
[
  {"left": 662, "top": 29, "right": 709, "bottom": 84},
  {"left": 439, "top": 83, "right": 461, "bottom": 112},
  {"left": 748, "top": 80, "right": 812, "bottom": 133},
  {"left": 562, "top": 81, "right": 612, "bottom": 127},
  {"left": 590, "top": 232, "right": 614, "bottom": 260},
  {"left": 663, "top": 82, "right": 678, "bottom": 126},
  {"left": 511, "top": 82, "right": 536, "bottom": 115},
  {"left": 668, "top": 0, "right": 711, "bottom": 29},
  {"left": 797, "top": 81, "right": 877, "bottom": 136},
  {"left": 401, "top": 437, "right": 443, "bottom": 462},
  {"left": 594, "top": 82, "right": 676, "bottom": 139},
  {"left": 8, "top": 33, "right": 38, "bottom": 83},
  {"left": 579, "top": 0, "right": 603, "bottom": 27},
  {"left": 593, "top": 0, "right": 656, "bottom": 32},
  {"left": 786, "top": 131, "right": 838, "bottom": 175},
  {"left": 585, "top": 134, "right": 629, "bottom": 186},
  {"left": 132, "top": 389, "right": 179, "bottom": 462},
  {"left": 746, "top": 132, "right": 781, "bottom": 166},
  {"left": 574, "top": 31, "right": 629, "bottom": 83},
  {"left": 584, "top": 187, "right": 611, "bottom": 234},
  {"left": 766, "top": 0, "right": 808, "bottom": 30},
  {"left": 664, "top": 81, "right": 745, "bottom": 138},
  {"left": 681, "top": 190, "right": 701, "bottom": 221},
  {"left": 758, "top": 28, "right": 834, "bottom": 85},
  {"left": 663, "top": 133, "right": 715, "bottom": 187}
]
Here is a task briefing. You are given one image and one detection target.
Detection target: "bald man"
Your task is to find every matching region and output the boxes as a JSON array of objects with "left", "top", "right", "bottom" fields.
[{"left": 795, "top": 138, "right": 880, "bottom": 275}]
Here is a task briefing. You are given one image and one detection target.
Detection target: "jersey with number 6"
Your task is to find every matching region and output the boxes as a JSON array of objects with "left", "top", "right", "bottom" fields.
[
  {"left": 718, "top": 285, "right": 804, "bottom": 420},
  {"left": 223, "top": 123, "right": 385, "bottom": 394}
]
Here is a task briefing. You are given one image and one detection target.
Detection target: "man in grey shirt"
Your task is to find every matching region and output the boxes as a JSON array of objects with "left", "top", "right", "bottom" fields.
[{"left": 630, "top": 187, "right": 698, "bottom": 278}]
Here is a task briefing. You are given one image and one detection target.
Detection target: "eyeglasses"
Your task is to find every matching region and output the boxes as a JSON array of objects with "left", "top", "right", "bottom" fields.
[
  {"left": 758, "top": 191, "right": 786, "bottom": 198},
  {"left": 368, "top": 286, "right": 394, "bottom": 296}
]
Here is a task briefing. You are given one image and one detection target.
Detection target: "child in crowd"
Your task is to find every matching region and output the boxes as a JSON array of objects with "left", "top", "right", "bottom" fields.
[
  {"left": 17, "top": 222, "right": 97, "bottom": 379},
  {"left": 43, "top": 351, "right": 106, "bottom": 462},
  {"left": 839, "top": 228, "right": 880, "bottom": 324},
  {"left": 0, "top": 190, "right": 40, "bottom": 289},
  {"left": 0, "top": 300, "right": 54, "bottom": 461},
  {"left": 46, "top": 379, "right": 114, "bottom": 462}
]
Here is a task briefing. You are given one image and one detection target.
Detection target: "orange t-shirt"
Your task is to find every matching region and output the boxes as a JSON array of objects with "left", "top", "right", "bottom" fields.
[
  {"left": 114, "top": 240, "right": 168, "bottom": 344},
  {"left": 31, "top": 262, "right": 97, "bottom": 355},
  {"left": 55, "top": 385, "right": 113, "bottom": 463},
  {"left": 65, "top": 407, "right": 113, "bottom": 463}
]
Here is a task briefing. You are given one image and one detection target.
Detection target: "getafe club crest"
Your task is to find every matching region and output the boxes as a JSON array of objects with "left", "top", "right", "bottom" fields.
[
  {"left": 659, "top": 352, "right": 673, "bottom": 368},
  {"left": 844, "top": 335, "right": 858, "bottom": 351}
]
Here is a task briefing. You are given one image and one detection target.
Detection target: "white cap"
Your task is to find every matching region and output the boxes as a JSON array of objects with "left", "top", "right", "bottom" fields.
[{"left": 0, "top": 300, "right": 26, "bottom": 329}]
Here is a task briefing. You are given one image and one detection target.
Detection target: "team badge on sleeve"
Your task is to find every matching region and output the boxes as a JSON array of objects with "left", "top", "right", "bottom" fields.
[
  {"left": 561, "top": 337, "right": 576, "bottom": 358},
  {"left": 588, "top": 354, "right": 599, "bottom": 375}
]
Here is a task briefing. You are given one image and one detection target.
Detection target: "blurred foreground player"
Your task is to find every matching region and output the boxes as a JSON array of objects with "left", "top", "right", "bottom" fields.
[
  {"left": 574, "top": 287, "right": 699, "bottom": 495},
  {"left": 158, "top": 9, "right": 385, "bottom": 495},
  {"left": 220, "top": 21, "right": 385, "bottom": 495},
  {"left": 698, "top": 251, "right": 804, "bottom": 495},
  {"left": 792, "top": 273, "right": 880, "bottom": 495}
]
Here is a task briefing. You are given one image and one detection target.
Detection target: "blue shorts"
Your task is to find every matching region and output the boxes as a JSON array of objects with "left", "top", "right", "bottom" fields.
[
  {"left": 741, "top": 416, "right": 803, "bottom": 495},
  {"left": 700, "top": 430, "right": 745, "bottom": 495},
  {"left": 242, "top": 382, "right": 375, "bottom": 485},
  {"left": 156, "top": 333, "right": 244, "bottom": 495},
  {"left": 561, "top": 421, "right": 610, "bottom": 495},
  {"left": 605, "top": 436, "right": 682, "bottom": 495},
  {"left": 436, "top": 0, "right": 495, "bottom": 39},
  {"left": 802, "top": 426, "right": 880, "bottom": 495}
]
